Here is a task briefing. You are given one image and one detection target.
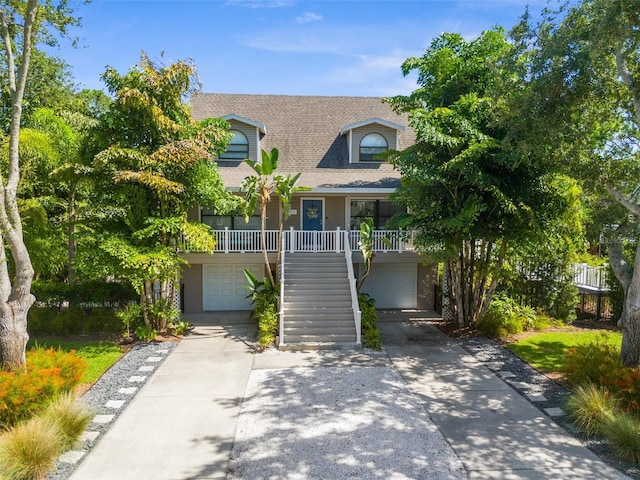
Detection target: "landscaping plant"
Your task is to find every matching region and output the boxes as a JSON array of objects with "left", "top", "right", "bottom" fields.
[
  {"left": 359, "top": 293, "right": 382, "bottom": 350},
  {"left": 601, "top": 412, "right": 640, "bottom": 464},
  {"left": 40, "top": 392, "right": 93, "bottom": 450},
  {"left": 565, "top": 384, "right": 619, "bottom": 436},
  {"left": 0, "top": 347, "right": 87, "bottom": 428},
  {"left": 0, "top": 416, "right": 63, "bottom": 480}
]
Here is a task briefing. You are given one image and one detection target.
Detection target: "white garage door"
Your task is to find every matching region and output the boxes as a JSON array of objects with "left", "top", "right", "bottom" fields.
[
  {"left": 203, "top": 264, "right": 264, "bottom": 311},
  {"left": 361, "top": 263, "right": 417, "bottom": 309}
]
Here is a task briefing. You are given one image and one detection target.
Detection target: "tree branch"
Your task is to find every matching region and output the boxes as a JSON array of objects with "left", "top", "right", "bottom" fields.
[{"left": 606, "top": 184, "right": 640, "bottom": 217}]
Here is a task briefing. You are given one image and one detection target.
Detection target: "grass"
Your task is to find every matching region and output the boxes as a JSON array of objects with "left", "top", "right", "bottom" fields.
[
  {"left": 506, "top": 330, "right": 621, "bottom": 374},
  {"left": 27, "top": 339, "right": 124, "bottom": 384}
]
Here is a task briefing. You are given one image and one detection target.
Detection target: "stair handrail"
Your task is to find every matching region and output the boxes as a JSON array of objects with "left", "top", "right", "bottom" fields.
[
  {"left": 343, "top": 230, "right": 362, "bottom": 345},
  {"left": 279, "top": 231, "right": 286, "bottom": 347}
]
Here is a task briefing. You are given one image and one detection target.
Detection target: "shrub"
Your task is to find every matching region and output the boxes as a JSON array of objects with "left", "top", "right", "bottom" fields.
[
  {"left": 0, "top": 416, "right": 63, "bottom": 480},
  {"left": 134, "top": 325, "right": 157, "bottom": 342},
  {"left": 257, "top": 303, "right": 278, "bottom": 348},
  {"left": 602, "top": 412, "right": 640, "bottom": 464},
  {"left": 0, "top": 348, "right": 87, "bottom": 429},
  {"left": 28, "top": 307, "right": 122, "bottom": 336},
  {"left": 566, "top": 383, "right": 619, "bottom": 436},
  {"left": 359, "top": 293, "right": 382, "bottom": 350},
  {"left": 40, "top": 392, "right": 94, "bottom": 450},
  {"left": 562, "top": 335, "right": 621, "bottom": 387},
  {"left": 478, "top": 295, "right": 552, "bottom": 339}
]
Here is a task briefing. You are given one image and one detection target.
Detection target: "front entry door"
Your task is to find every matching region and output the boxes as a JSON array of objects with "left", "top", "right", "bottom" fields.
[
  {"left": 302, "top": 199, "right": 323, "bottom": 231},
  {"left": 301, "top": 199, "right": 324, "bottom": 250}
]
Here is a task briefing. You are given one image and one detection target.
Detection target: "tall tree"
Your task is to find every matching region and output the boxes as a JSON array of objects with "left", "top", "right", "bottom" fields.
[
  {"left": 0, "top": 0, "right": 82, "bottom": 368},
  {"left": 386, "top": 29, "right": 574, "bottom": 326},
  {"left": 516, "top": 0, "right": 640, "bottom": 365},
  {"left": 90, "top": 53, "right": 237, "bottom": 331}
]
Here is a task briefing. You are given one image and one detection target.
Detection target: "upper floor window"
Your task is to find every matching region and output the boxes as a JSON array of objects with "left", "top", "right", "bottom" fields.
[
  {"left": 219, "top": 130, "right": 249, "bottom": 160},
  {"left": 359, "top": 133, "right": 388, "bottom": 162}
]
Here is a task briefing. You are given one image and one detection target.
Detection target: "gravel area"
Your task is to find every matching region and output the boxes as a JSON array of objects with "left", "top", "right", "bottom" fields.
[
  {"left": 47, "top": 340, "right": 177, "bottom": 480},
  {"left": 458, "top": 335, "right": 640, "bottom": 480},
  {"left": 228, "top": 366, "right": 466, "bottom": 480}
]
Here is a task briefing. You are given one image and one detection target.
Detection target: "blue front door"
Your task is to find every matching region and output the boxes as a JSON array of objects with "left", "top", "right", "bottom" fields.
[{"left": 302, "top": 199, "right": 323, "bottom": 231}]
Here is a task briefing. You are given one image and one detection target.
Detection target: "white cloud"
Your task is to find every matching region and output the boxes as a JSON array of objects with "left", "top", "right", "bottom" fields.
[{"left": 295, "top": 12, "right": 322, "bottom": 24}]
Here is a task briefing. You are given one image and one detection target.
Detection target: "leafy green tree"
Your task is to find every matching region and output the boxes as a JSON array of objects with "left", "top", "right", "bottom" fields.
[
  {"left": 0, "top": 0, "right": 82, "bottom": 368},
  {"left": 515, "top": 1, "right": 640, "bottom": 365},
  {"left": 89, "top": 53, "right": 236, "bottom": 331},
  {"left": 386, "top": 29, "right": 575, "bottom": 327}
]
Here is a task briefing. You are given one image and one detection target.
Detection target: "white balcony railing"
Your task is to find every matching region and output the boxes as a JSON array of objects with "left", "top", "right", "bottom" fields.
[
  {"left": 573, "top": 263, "right": 610, "bottom": 292},
  {"left": 181, "top": 227, "right": 417, "bottom": 254}
]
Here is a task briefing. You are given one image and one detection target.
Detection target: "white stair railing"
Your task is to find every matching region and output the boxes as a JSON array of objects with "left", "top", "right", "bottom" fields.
[
  {"left": 344, "top": 230, "right": 362, "bottom": 345},
  {"left": 279, "top": 231, "right": 286, "bottom": 347}
]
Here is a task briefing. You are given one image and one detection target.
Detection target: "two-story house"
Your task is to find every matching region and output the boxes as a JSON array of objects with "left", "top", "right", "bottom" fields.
[{"left": 181, "top": 93, "right": 437, "bottom": 348}]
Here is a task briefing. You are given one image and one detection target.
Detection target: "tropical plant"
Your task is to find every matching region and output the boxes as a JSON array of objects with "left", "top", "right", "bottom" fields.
[
  {"left": 356, "top": 218, "right": 374, "bottom": 292},
  {"left": 358, "top": 293, "right": 382, "bottom": 350},
  {"left": 242, "top": 147, "right": 307, "bottom": 287}
]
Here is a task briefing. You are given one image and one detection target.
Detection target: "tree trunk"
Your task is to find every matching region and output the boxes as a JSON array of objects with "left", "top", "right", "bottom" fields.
[
  {"left": 68, "top": 184, "right": 77, "bottom": 284},
  {"left": 0, "top": 300, "right": 32, "bottom": 369},
  {"left": 617, "top": 238, "right": 640, "bottom": 366}
]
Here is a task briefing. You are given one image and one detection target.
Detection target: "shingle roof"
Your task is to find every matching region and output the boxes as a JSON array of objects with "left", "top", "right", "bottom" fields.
[{"left": 190, "top": 93, "right": 415, "bottom": 189}]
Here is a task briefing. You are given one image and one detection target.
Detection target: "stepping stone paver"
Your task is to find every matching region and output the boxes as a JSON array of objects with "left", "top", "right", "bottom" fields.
[
  {"left": 59, "top": 450, "right": 86, "bottom": 464},
  {"left": 80, "top": 431, "right": 100, "bottom": 442},
  {"left": 105, "top": 400, "right": 126, "bottom": 409},
  {"left": 544, "top": 407, "right": 566, "bottom": 417},
  {"left": 139, "top": 365, "right": 155, "bottom": 372},
  {"left": 146, "top": 356, "right": 163, "bottom": 362},
  {"left": 498, "top": 371, "right": 516, "bottom": 378},
  {"left": 128, "top": 375, "right": 147, "bottom": 383},
  {"left": 119, "top": 387, "right": 138, "bottom": 395},
  {"left": 92, "top": 414, "right": 115, "bottom": 424},
  {"left": 526, "top": 392, "right": 548, "bottom": 402}
]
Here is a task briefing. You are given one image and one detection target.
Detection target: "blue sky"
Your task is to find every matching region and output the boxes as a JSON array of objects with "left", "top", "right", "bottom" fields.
[{"left": 53, "top": 0, "right": 548, "bottom": 97}]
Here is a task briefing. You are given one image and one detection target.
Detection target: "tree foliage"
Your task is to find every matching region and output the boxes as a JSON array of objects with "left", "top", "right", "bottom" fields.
[
  {"left": 386, "top": 28, "right": 579, "bottom": 326},
  {"left": 88, "top": 53, "right": 236, "bottom": 331},
  {"left": 515, "top": 0, "right": 640, "bottom": 365}
]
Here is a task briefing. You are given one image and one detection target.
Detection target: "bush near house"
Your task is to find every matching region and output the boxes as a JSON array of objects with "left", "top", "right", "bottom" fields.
[
  {"left": 477, "top": 294, "right": 551, "bottom": 339},
  {"left": 359, "top": 293, "right": 382, "bottom": 350}
]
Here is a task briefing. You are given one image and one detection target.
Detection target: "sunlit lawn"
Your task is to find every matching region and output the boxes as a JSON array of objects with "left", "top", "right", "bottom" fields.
[
  {"left": 28, "top": 340, "right": 125, "bottom": 384},
  {"left": 506, "top": 330, "right": 621, "bottom": 374}
]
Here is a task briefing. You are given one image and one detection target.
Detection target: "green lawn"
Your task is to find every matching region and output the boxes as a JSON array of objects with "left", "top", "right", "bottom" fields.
[
  {"left": 506, "top": 330, "right": 621, "bottom": 374},
  {"left": 28, "top": 340, "right": 125, "bottom": 384}
]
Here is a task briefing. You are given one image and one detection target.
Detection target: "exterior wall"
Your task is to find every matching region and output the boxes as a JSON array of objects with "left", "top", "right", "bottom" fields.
[
  {"left": 417, "top": 263, "right": 438, "bottom": 310},
  {"left": 350, "top": 125, "right": 398, "bottom": 164},
  {"left": 283, "top": 195, "right": 346, "bottom": 230},
  {"left": 182, "top": 263, "right": 203, "bottom": 313}
]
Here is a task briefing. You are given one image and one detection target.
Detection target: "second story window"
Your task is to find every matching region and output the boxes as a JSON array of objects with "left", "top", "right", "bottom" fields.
[
  {"left": 359, "top": 133, "right": 388, "bottom": 162},
  {"left": 219, "top": 130, "right": 249, "bottom": 160}
]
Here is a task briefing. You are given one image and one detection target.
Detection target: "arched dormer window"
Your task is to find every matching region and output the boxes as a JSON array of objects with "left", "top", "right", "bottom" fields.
[
  {"left": 359, "top": 133, "right": 388, "bottom": 162},
  {"left": 219, "top": 130, "right": 249, "bottom": 160}
]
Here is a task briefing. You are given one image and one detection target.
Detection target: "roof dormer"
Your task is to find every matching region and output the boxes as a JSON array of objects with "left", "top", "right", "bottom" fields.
[
  {"left": 340, "top": 118, "right": 405, "bottom": 163},
  {"left": 219, "top": 114, "right": 266, "bottom": 162}
]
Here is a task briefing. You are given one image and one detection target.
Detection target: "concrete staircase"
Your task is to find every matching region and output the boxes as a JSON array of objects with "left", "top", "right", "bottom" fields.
[{"left": 280, "top": 252, "right": 360, "bottom": 350}]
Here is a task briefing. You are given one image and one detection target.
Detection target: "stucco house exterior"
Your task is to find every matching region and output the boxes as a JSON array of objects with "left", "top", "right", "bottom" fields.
[{"left": 180, "top": 93, "right": 437, "bottom": 347}]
